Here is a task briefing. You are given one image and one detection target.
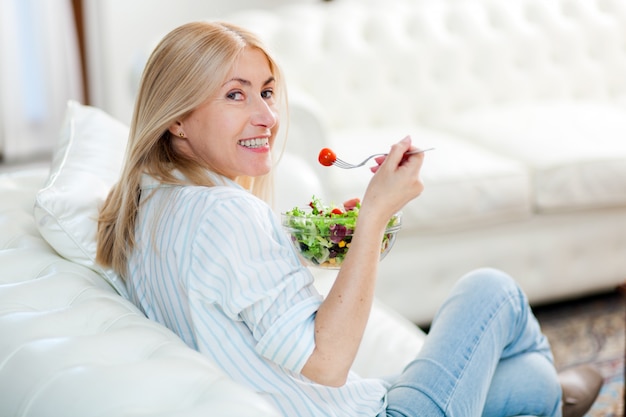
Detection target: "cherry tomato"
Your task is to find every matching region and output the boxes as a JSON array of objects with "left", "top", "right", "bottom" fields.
[
  {"left": 331, "top": 208, "right": 343, "bottom": 215},
  {"left": 318, "top": 148, "right": 337, "bottom": 166}
]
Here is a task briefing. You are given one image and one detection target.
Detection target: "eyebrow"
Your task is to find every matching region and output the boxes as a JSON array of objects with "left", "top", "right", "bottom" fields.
[{"left": 222, "top": 76, "right": 275, "bottom": 87}]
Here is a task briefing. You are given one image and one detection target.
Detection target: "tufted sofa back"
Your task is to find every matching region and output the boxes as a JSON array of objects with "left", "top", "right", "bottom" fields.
[{"left": 229, "top": 0, "right": 626, "bottom": 129}]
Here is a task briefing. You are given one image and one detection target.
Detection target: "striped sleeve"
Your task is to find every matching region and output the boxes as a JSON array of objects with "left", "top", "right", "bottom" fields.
[{"left": 255, "top": 296, "right": 319, "bottom": 372}]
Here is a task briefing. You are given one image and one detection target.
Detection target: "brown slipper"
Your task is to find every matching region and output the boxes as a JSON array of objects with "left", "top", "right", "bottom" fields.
[{"left": 558, "top": 364, "right": 603, "bottom": 417}]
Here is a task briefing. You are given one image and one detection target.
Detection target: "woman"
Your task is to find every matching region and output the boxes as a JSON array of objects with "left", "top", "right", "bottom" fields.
[{"left": 96, "top": 21, "right": 601, "bottom": 417}]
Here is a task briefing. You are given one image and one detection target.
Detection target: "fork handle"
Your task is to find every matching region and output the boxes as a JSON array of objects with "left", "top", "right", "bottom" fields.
[{"left": 404, "top": 147, "right": 435, "bottom": 155}]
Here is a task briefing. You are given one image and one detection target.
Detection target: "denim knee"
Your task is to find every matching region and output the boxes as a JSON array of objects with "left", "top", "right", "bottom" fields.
[{"left": 457, "top": 267, "right": 522, "bottom": 301}]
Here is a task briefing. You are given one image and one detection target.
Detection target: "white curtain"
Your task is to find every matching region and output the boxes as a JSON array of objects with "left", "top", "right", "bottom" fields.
[{"left": 0, "top": 0, "right": 83, "bottom": 162}]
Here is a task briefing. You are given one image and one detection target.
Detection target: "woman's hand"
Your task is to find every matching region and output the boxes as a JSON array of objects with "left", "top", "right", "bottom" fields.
[{"left": 361, "top": 135, "right": 425, "bottom": 224}]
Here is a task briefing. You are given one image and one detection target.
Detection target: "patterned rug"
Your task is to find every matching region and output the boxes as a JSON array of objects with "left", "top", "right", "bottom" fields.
[{"left": 534, "top": 288, "right": 625, "bottom": 417}]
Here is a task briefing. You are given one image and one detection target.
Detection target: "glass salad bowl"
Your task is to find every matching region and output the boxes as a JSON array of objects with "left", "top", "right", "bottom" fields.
[{"left": 281, "top": 201, "right": 402, "bottom": 269}]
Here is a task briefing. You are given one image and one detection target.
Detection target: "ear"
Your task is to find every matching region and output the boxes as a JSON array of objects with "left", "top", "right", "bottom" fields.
[{"left": 168, "top": 120, "right": 184, "bottom": 137}]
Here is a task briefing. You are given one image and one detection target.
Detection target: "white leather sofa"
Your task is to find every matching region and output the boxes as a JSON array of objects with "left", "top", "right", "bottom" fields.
[
  {"left": 0, "top": 101, "right": 425, "bottom": 416},
  {"left": 225, "top": 0, "right": 626, "bottom": 324}
]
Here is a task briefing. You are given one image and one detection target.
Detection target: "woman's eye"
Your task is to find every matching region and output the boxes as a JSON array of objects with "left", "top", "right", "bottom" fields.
[
  {"left": 261, "top": 89, "right": 274, "bottom": 100},
  {"left": 227, "top": 91, "right": 244, "bottom": 100}
]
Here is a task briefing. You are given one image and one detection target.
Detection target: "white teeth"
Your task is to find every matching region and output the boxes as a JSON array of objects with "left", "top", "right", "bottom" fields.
[{"left": 239, "top": 138, "right": 268, "bottom": 148}]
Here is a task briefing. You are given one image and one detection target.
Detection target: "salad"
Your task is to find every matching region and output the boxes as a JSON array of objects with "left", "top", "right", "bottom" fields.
[{"left": 282, "top": 196, "right": 401, "bottom": 268}]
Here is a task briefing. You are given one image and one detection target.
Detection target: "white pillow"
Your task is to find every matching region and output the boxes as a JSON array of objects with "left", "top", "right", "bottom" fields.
[{"left": 34, "top": 100, "right": 129, "bottom": 297}]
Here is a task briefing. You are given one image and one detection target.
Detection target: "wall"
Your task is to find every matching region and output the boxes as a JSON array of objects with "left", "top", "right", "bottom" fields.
[
  {"left": 0, "top": 0, "right": 82, "bottom": 162},
  {"left": 83, "top": 0, "right": 317, "bottom": 124}
]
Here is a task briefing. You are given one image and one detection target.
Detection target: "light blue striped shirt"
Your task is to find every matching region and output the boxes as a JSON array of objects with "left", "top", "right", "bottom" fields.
[{"left": 127, "top": 173, "right": 389, "bottom": 416}]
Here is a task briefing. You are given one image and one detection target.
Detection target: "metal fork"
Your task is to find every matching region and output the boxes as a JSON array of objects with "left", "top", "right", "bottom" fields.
[{"left": 332, "top": 148, "right": 434, "bottom": 169}]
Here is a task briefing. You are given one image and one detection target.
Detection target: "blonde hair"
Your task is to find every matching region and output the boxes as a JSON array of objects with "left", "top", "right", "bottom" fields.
[{"left": 97, "top": 21, "right": 287, "bottom": 278}]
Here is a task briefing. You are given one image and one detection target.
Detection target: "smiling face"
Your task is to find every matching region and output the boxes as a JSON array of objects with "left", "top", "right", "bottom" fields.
[{"left": 170, "top": 47, "right": 279, "bottom": 180}]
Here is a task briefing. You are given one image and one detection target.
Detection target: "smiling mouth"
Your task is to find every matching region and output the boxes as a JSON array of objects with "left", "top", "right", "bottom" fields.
[{"left": 238, "top": 138, "right": 269, "bottom": 149}]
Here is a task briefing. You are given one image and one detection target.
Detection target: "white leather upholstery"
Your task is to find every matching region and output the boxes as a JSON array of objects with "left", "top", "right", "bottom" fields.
[
  {"left": 438, "top": 102, "right": 626, "bottom": 211},
  {"left": 224, "top": 0, "right": 626, "bottom": 323}
]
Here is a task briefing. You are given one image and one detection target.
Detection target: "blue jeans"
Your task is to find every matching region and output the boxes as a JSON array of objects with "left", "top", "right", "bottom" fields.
[{"left": 383, "top": 268, "right": 562, "bottom": 417}]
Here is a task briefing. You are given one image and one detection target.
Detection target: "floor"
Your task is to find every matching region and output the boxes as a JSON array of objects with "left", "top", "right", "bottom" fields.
[{"left": 534, "top": 287, "right": 625, "bottom": 417}]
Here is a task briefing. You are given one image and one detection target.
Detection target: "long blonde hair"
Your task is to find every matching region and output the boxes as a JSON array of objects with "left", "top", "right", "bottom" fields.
[{"left": 96, "top": 21, "right": 287, "bottom": 278}]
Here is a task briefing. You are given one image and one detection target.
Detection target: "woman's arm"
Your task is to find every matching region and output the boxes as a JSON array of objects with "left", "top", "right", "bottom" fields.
[{"left": 301, "top": 136, "right": 425, "bottom": 386}]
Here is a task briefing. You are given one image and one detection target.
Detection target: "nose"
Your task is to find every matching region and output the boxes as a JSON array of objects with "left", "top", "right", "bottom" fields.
[{"left": 251, "top": 97, "right": 278, "bottom": 128}]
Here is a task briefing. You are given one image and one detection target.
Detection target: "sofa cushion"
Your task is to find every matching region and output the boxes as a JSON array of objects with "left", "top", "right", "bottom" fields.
[
  {"left": 320, "top": 126, "right": 532, "bottom": 232},
  {"left": 33, "top": 101, "right": 129, "bottom": 297},
  {"left": 437, "top": 102, "right": 626, "bottom": 212}
]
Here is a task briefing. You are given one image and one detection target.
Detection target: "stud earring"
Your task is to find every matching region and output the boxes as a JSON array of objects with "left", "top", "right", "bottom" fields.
[{"left": 179, "top": 132, "right": 185, "bottom": 138}]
